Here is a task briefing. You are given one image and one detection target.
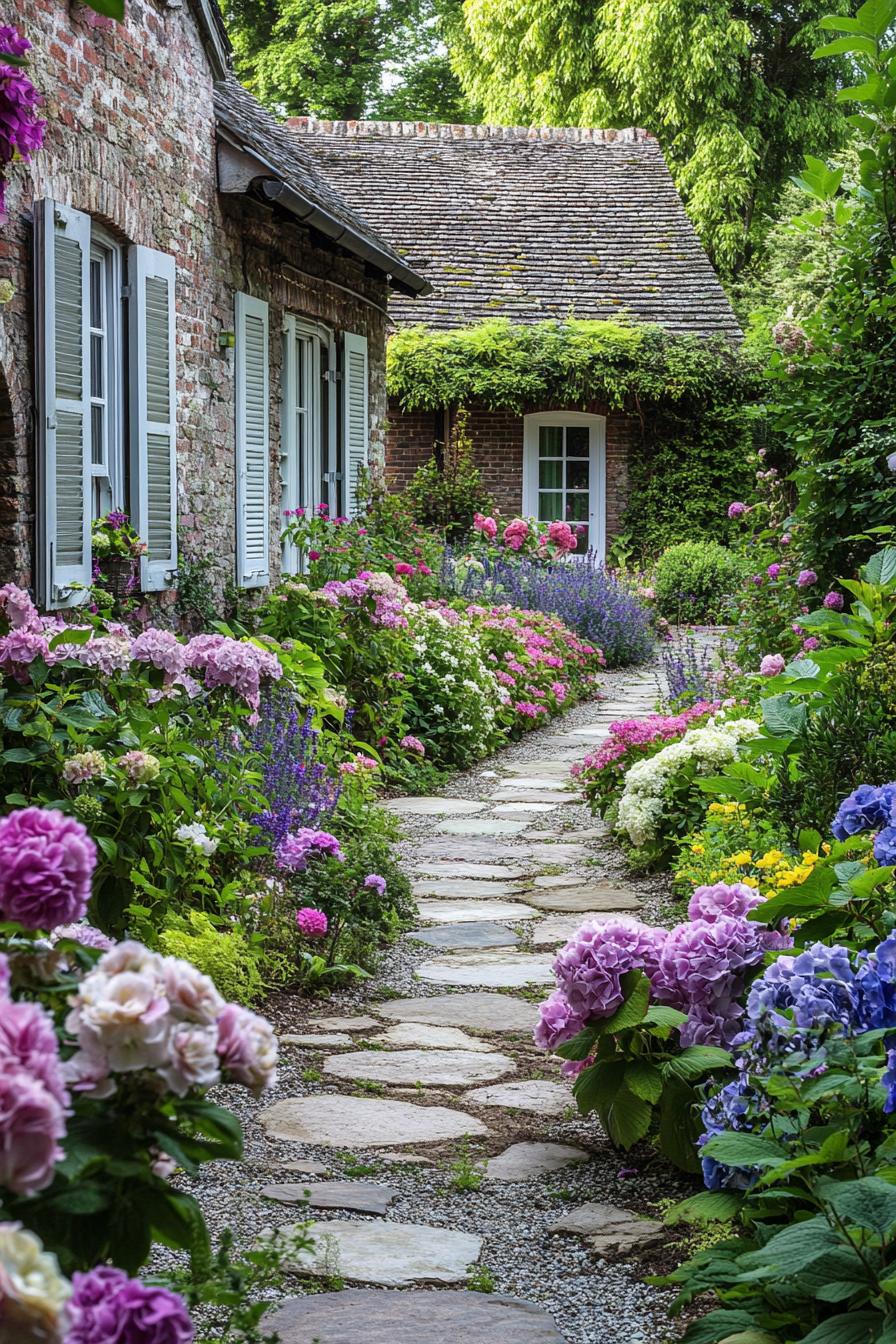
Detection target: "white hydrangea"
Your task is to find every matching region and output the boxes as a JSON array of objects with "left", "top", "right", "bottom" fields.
[
  {"left": 174, "top": 821, "right": 220, "bottom": 856},
  {"left": 616, "top": 715, "right": 760, "bottom": 847}
]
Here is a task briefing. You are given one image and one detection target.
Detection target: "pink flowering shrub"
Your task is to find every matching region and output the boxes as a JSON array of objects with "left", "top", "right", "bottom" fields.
[{"left": 573, "top": 701, "right": 719, "bottom": 814}]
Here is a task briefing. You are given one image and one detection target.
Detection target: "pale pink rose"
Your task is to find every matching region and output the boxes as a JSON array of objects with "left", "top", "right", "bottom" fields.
[
  {"left": 216, "top": 1004, "right": 278, "bottom": 1093},
  {"left": 162, "top": 958, "right": 225, "bottom": 1026},
  {"left": 157, "top": 1023, "right": 221, "bottom": 1097}
]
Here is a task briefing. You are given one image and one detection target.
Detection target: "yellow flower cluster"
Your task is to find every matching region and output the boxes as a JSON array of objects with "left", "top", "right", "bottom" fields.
[{"left": 679, "top": 803, "right": 822, "bottom": 899}]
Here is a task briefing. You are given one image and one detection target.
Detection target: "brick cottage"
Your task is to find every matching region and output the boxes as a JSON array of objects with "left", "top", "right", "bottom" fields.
[
  {"left": 290, "top": 120, "right": 741, "bottom": 559},
  {"left": 0, "top": 1, "right": 428, "bottom": 609}
]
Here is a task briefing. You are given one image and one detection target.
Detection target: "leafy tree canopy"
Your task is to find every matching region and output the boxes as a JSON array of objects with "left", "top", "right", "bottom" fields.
[
  {"left": 219, "top": 0, "right": 478, "bottom": 122},
  {"left": 452, "top": 0, "right": 852, "bottom": 275}
]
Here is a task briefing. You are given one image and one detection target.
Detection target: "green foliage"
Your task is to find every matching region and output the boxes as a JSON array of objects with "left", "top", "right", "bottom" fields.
[
  {"left": 220, "top": 0, "right": 471, "bottom": 121},
  {"left": 559, "top": 972, "right": 733, "bottom": 1169},
  {"left": 402, "top": 409, "right": 495, "bottom": 540},
  {"left": 653, "top": 541, "right": 749, "bottom": 623},
  {"left": 453, "top": 0, "right": 850, "bottom": 274},
  {"left": 388, "top": 319, "right": 758, "bottom": 557},
  {"left": 160, "top": 912, "right": 263, "bottom": 1005}
]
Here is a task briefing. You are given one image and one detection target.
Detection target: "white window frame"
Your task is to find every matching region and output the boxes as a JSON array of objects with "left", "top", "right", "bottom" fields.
[
  {"left": 281, "top": 315, "right": 335, "bottom": 572},
  {"left": 88, "top": 227, "right": 124, "bottom": 520},
  {"left": 522, "top": 410, "right": 606, "bottom": 561}
]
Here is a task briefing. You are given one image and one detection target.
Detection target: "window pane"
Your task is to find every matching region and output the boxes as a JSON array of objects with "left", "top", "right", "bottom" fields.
[
  {"left": 538, "top": 490, "right": 562, "bottom": 520},
  {"left": 538, "top": 459, "right": 562, "bottom": 490},
  {"left": 91, "top": 404, "right": 104, "bottom": 466},
  {"left": 573, "top": 525, "right": 589, "bottom": 552},
  {"left": 89, "top": 258, "right": 102, "bottom": 330},
  {"left": 566, "top": 492, "right": 589, "bottom": 522},
  {"left": 567, "top": 458, "right": 589, "bottom": 491},
  {"left": 566, "top": 425, "right": 589, "bottom": 456},
  {"left": 539, "top": 426, "right": 563, "bottom": 457},
  {"left": 90, "top": 333, "right": 103, "bottom": 398}
]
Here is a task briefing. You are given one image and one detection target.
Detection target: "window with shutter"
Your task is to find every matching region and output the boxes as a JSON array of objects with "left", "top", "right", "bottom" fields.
[
  {"left": 35, "top": 199, "right": 93, "bottom": 608},
  {"left": 342, "top": 331, "right": 369, "bottom": 518},
  {"left": 235, "top": 293, "right": 270, "bottom": 588},
  {"left": 130, "top": 246, "right": 177, "bottom": 591}
]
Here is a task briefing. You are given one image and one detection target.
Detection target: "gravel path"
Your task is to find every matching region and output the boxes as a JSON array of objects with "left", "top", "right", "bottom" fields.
[{"left": 165, "top": 662, "right": 693, "bottom": 1343}]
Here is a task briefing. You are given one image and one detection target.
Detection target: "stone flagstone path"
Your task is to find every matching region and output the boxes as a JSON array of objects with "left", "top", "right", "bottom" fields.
[{"left": 183, "top": 669, "right": 685, "bottom": 1343}]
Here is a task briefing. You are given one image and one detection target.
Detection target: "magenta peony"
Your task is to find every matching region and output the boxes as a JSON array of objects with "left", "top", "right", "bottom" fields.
[
  {"left": 65, "top": 1266, "right": 194, "bottom": 1344},
  {"left": 296, "top": 907, "right": 328, "bottom": 938},
  {"left": 473, "top": 512, "right": 497, "bottom": 539},
  {"left": 0, "top": 807, "right": 96, "bottom": 929}
]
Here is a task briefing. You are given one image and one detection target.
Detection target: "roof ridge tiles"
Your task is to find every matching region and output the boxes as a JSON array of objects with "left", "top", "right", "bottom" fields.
[{"left": 286, "top": 117, "right": 653, "bottom": 144}]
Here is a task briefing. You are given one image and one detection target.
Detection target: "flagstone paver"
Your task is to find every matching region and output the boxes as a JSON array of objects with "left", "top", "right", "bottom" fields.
[
  {"left": 484, "top": 1142, "right": 591, "bottom": 1181},
  {"left": 461, "top": 1080, "right": 572, "bottom": 1116},
  {"left": 415, "top": 898, "right": 538, "bottom": 924},
  {"left": 261, "top": 1182, "right": 398, "bottom": 1214},
  {"left": 407, "top": 921, "right": 520, "bottom": 950},
  {"left": 308, "top": 1015, "right": 381, "bottom": 1032},
  {"left": 382, "top": 796, "right": 488, "bottom": 816},
  {"left": 284, "top": 1220, "right": 483, "bottom": 1287},
  {"left": 374, "top": 991, "right": 538, "bottom": 1032},
  {"left": 413, "top": 861, "right": 530, "bottom": 880},
  {"left": 258, "top": 1095, "right": 489, "bottom": 1146},
  {"left": 530, "top": 912, "right": 621, "bottom": 946},
  {"left": 369, "top": 1022, "right": 497, "bottom": 1052},
  {"left": 323, "top": 1047, "right": 515, "bottom": 1087},
  {"left": 415, "top": 950, "right": 555, "bottom": 988},
  {"left": 264, "top": 1290, "right": 566, "bottom": 1343},
  {"left": 522, "top": 886, "right": 642, "bottom": 914},
  {"left": 436, "top": 817, "right": 530, "bottom": 837},
  {"left": 492, "top": 802, "right": 560, "bottom": 816},
  {"left": 548, "top": 1203, "right": 665, "bottom": 1257},
  {"left": 279, "top": 1032, "right": 354, "bottom": 1048},
  {"left": 411, "top": 878, "right": 527, "bottom": 899}
]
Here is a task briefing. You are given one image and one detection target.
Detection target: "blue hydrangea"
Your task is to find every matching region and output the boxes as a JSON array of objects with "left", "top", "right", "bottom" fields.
[{"left": 831, "top": 782, "right": 896, "bottom": 842}]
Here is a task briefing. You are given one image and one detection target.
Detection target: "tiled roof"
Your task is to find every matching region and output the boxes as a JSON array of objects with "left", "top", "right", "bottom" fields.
[
  {"left": 213, "top": 80, "right": 429, "bottom": 295},
  {"left": 285, "top": 119, "right": 741, "bottom": 338}
]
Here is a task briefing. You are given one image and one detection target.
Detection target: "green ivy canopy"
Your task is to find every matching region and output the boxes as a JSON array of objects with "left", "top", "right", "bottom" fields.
[{"left": 386, "top": 317, "right": 756, "bottom": 414}]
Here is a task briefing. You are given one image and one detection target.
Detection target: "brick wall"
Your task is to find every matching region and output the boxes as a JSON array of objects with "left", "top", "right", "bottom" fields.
[
  {"left": 0, "top": 0, "right": 390, "bottom": 601},
  {"left": 386, "top": 400, "right": 640, "bottom": 543}
]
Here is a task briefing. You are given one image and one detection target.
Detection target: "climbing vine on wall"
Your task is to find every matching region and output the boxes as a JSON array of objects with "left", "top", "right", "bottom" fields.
[{"left": 386, "top": 319, "right": 760, "bottom": 557}]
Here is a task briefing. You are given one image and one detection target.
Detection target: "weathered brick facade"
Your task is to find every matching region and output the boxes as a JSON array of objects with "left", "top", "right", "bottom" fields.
[
  {"left": 0, "top": 0, "right": 410, "bottom": 603},
  {"left": 386, "top": 401, "right": 637, "bottom": 542}
]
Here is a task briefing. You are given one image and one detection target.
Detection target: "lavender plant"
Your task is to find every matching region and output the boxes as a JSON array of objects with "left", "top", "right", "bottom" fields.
[
  {"left": 242, "top": 689, "right": 342, "bottom": 850},
  {"left": 456, "top": 554, "right": 654, "bottom": 668}
]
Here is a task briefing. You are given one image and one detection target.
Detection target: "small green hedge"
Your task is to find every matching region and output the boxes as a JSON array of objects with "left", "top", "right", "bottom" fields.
[{"left": 654, "top": 541, "right": 748, "bottom": 623}]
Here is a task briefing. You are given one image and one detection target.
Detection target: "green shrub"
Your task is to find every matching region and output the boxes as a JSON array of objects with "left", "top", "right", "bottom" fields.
[
  {"left": 160, "top": 912, "right": 263, "bottom": 1004},
  {"left": 653, "top": 541, "right": 748, "bottom": 623},
  {"left": 402, "top": 408, "right": 495, "bottom": 541}
]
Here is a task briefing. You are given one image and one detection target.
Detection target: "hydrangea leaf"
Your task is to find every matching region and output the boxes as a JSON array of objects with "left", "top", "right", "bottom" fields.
[{"left": 663, "top": 1190, "right": 743, "bottom": 1226}]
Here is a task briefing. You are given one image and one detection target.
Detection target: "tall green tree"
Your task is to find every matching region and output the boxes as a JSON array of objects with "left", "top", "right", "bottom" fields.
[
  {"left": 220, "top": 0, "right": 476, "bottom": 122},
  {"left": 453, "top": 0, "right": 851, "bottom": 274}
]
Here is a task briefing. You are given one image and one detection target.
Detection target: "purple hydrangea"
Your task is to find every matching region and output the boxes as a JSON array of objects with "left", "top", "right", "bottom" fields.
[
  {"left": 65, "top": 1266, "right": 195, "bottom": 1344},
  {"left": 727, "top": 502, "right": 747, "bottom": 519},
  {"left": 767, "top": 563, "right": 781, "bottom": 579},
  {"left": 276, "top": 827, "right": 345, "bottom": 872},
  {"left": 363, "top": 874, "right": 387, "bottom": 897},
  {"left": 534, "top": 987, "right": 587, "bottom": 1051},
  {"left": 130, "top": 628, "right": 186, "bottom": 677},
  {"left": 823, "top": 591, "right": 844, "bottom": 611},
  {"left": 0, "top": 807, "right": 97, "bottom": 929},
  {"left": 552, "top": 918, "right": 666, "bottom": 1022},
  {"left": 797, "top": 569, "right": 818, "bottom": 589},
  {"left": 759, "top": 653, "right": 785, "bottom": 677},
  {"left": 687, "top": 882, "right": 764, "bottom": 923}
]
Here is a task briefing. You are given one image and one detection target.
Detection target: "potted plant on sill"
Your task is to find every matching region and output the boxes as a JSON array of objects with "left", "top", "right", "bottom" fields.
[{"left": 91, "top": 511, "right": 147, "bottom": 601}]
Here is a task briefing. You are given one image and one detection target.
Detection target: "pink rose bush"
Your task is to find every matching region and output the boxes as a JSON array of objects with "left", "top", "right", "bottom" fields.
[{"left": 574, "top": 702, "right": 719, "bottom": 815}]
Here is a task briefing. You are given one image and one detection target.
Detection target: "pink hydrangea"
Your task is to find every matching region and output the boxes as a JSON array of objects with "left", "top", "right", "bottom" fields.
[
  {"left": 215, "top": 1003, "right": 277, "bottom": 1093},
  {"left": 547, "top": 520, "right": 577, "bottom": 553},
  {"left": 130, "top": 629, "right": 186, "bottom": 677},
  {"left": 759, "top": 653, "right": 786, "bottom": 677},
  {"left": 0, "top": 629, "right": 52, "bottom": 682},
  {"left": 0, "top": 583, "right": 41, "bottom": 632},
  {"left": 276, "top": 828, "right": 345, "bottom": 872},
  {"left": 52, "top": 922, "right": 114, "bottom": 952},
  {"left": 186, "top": 635, "right": 282, "bottom": 711},
  {"left": 400, "top": 735, "right": 425, "bottom": 755},
  {"left": 394, "top": 562, "right": 415, "bottom": 577},
  {"left": 296, "top": 907, "right": 328, "bottom": 938},
  {"left": 0, "top": 807, "right": 96, "bottom": 929},
  {"left": 502, "top": 518, "right": 530, "bottom": 551},
  {"left": 797, "top": 569, "right": 817, "bottom": 589},
  {"left": 727, "top": 502, "right": 747, "bottom": 518}
]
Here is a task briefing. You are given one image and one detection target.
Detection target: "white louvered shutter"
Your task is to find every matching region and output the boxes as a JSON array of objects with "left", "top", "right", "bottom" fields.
[
  {"left": 235, "top": 293, "right": 270, "bottom": 588},
  {"left": 35, "top": 199, "right": 92, "bottom": 608},
  {"left": 130, "top": 246, "right": 177, "bottom": 591},
  {"left": 342, "top": 332, "right": 369, "bottom": 517}
]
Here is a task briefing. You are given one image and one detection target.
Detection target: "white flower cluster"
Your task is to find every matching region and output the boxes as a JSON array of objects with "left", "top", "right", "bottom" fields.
[
  {"left": 174, "top": 821, "right": 220, "bottom": 856},
  {"left": 0, "top": 1223, "right": 71, "bottom": 1339},
  {"left": 410, "top": 610, "right": 502, "bottom": 753},
  {"left": 617, "top": 717, "right": 761, "bottom": 847}
]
